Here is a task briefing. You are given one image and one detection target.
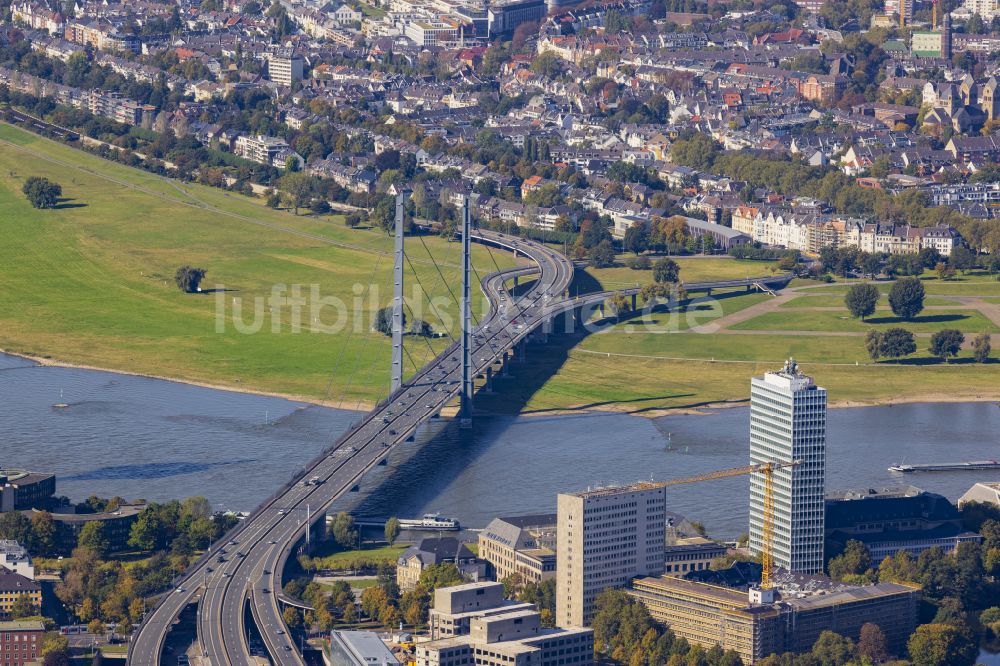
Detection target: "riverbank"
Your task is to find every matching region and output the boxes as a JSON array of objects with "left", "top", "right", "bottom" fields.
[{"left": 0, "top": 349, "right": 374, "bottom": 412}]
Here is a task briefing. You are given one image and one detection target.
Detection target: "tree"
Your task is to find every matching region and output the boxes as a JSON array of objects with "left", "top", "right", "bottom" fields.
[
  {"left": 623, "top": 221, "right": 650, "bottom": 255},
  {"left": 845, "top": 283, "right": 879, "bottom": 321},
  {"left": 87, "top": 619, "right": 106, "bottom": 636},
  {"left": 653, "top": 257, "right": 681, "bottom": 284},
  {"left": 329, "top": 512, "right": 358, "bottom": 549},
  {"left": 417, "top": 563, "right": 464, "bottom": 590},
  {"left": 384, "top": 517, "right": 401, "bottom": 545},
  {"left": 827, "top": 540, "right": 872, "bottom": 581},
  {"left": 936, "top": 262, "right": 956, "bottom": 281},
  {"left": 409, "top": 320, "right": 434, "bottom": 337},
  {"left": 284, "top": 154, "right": 300, "bottom": 172},
  {"left": 0, "top": 512, "right": 31, "bottom": 544},
  {"left": 40, "top": 633, "right": 69, "bottom": 657},
  {"left": 174, "top": 266, "right": 207, "bottom": 293},
  {"left": 607, "top": 292, "right": 630, "bottom": 319},
  {"left": 280, "top": 172, "right": 314, "bottom": 215},
  {"left": 907, "top": 623, "right": 978, "bottom": 666},
  {"left": 879, "top": 327, "right": 917, "bottom": 360},
  {"left": 589, "top": 240, "right": 616, "bottom": 268},
  {"left": 973, "top": 332, "right": 991, "bottom": 363},
  {"left": 374, "top": 306, "right": 404, "bottom": 336},
  {"left": 43, "top": 653, "right": 70, "bottom": 666},
  {"left": 282, "top": 605, "right": 302, "bottom": 629},
  {"left": 360, "top": 586, "right": 389, "bottom": 619},
  {"left": 865, "top": 329, "right": 882, "bottom": 361},
  {"left": 857, "top": 623, "right": 888, "bottom": 663},
  {"left": 888, "top": 277, "right": 925, "bottom": 320},
  {"left": 77, "top": 521, "right": 109, "bottom": 558},
  {"left": 22, "top": 176, "right": 62, "bottom": 209},
  {"left": 929, "top": 329, "right": 964, "bottom": 362},
  {"left": 811, "top": 630, "right": 855, "bottom": 666},
  {"left": 10, "top": 593, "right": 37, "bottom": 618},
  {"left": 949, "top": 245, "right": 976, "bottom": 273},
  {"left": 29, "top": 511, "right": 57, "bottom": 557}
]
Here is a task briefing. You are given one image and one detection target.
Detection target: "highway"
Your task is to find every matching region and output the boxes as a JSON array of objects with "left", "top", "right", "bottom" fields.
[
  {"left": 128, "top": 229, "right": 574, "bottom": 666},
  {"left": 128, "top": 221, "right": 790, "bottom": 665}
]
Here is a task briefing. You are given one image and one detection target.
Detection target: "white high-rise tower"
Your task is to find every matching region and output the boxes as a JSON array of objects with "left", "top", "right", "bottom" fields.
[{"left": 748, "top": 359, "right": 826, "bottom": 575}]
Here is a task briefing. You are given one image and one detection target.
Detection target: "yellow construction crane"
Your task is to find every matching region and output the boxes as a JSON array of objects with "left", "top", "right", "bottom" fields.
[{"left": 637, "top": 459, "right": 802, "bottom": 590}]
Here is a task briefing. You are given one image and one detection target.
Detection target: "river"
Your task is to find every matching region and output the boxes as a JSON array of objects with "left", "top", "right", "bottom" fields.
[{"left": 2, "top": 353, "right": 1000, "bottom": 540}]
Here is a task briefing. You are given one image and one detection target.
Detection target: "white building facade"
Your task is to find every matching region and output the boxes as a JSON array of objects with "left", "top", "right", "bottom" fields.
[{"left": 749, "top": 360, "right": 827, "bottom": 575}]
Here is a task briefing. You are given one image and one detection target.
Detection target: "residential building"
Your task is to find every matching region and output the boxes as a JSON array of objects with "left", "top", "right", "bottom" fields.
[
  {"left": 419, "top": 582, "right": 593, "bottom": 666},
  {"left": 630, "top": 568, "right": 919, "bottom": 664},
  {"left": 478, "top": 514, "right": 557, "bottom": 584},
  {"left": 0, "top": 543, "right": 33, "bottom": 580},
  {"left": 556, "top": 483, "right": 666, "bottom": 627},
  {"left": 234, "top": 134, "right": 302, "bottom": 169},
  {"left": 396, "top": 537, "right": 485, "bottom": 592},
  {"left": 329, "top": 630, "right": 401, "bottom": 666},
  {"left": 965, "top": 0, "right": 1000, "bottom": 19},
  {"left": 0, "top": 620, "right": 45, "bottom": 666},
  {"left": 749, "top": 360, "right": 826, "bottom": 575},
  {"left": 825, "top": 487, "right": 982, "bottom": 561},
  {"left": 911, "top": 30, "right": 945, "bottom": 57},
  {"left": 267, "top": 48, "right": 304, "bottom": 87},
  {"left": 0, "top": 569, "right": 40, "bottom": 618}
]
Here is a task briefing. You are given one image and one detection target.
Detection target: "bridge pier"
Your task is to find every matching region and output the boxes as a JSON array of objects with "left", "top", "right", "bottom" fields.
[
  {"left": 517, "top": 342, "right": 526, "bottom": 363},
  {"left": 631, "top": 293, "right": 637, "bottom": 311},
  {"left": 483, "top": 366, "right": 494, "bottom": 392},
  {"left": 514, "top": 275, "right": 519, "bottom": 290}
]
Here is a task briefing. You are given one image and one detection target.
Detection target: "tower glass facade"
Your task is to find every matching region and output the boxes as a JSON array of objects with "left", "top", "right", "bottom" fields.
[{"left": 748, "top": 360, "right": 826, "bottom": 574}]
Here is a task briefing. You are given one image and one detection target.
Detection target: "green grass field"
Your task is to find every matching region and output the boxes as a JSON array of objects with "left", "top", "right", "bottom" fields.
[
  {"left": 0, "top": 124, "right": 515, "bottom": 405},
  {"left": 731, "top": 309, "right": 998, "bottom": 334},
  {"left": 5, "top": 123, "right": 1000, "bottom": 417},
  {"left": 584, "top": 256, "right": 778, "bottom": 291}
]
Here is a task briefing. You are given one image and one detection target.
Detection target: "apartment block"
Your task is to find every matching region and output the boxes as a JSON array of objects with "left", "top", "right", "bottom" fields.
[
  {"left": 556, "top": 484, "right": 665, "bottom": 627},
  {"left": 0, "top": 620, "right": 45, "bottom": 666}
]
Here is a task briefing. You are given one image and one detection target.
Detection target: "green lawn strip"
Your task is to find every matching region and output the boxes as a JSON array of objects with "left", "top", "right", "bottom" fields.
[
  {"left": 588, "top": 290, "right": 771, "bottom": 333},
  {"left": 729, "top": 309, "right": 998, "bottom": 334},
  {"left": 302, "top": 544, "right": 408, "bottom": 569},
  {"left": 779, "top": 294, "right": 961, "bottom": 308},
  {"left": 0, "top": 123, "right": 513, "bottom": 402},
  {"left": 584, "top": 257, "right": 777, "bottom": 290},
  {"left": 525, "top": 350, "right": 1000, "bottom": 414}
]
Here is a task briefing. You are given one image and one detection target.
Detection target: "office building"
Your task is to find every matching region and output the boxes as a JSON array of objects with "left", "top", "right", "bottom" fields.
[
  {"left": 267, "top": 48, "right": 304, "bottom": 86},
  {"left": 478, "top": 514, "right": 557, "bottom": 584},
  {"left": 487, "top": 0, "right": 546, "bottom": 37},
  {"left": 0, "top": 620, "right": 44, "bottom": 666},
  {"left": 418, "top": 582, "right": 594, "bottom": 666},
  {"left": 329, "top": 630, "right": 401, "bottom": 666},
  {"left": 556, "top": 483, "right": 665, "bottom": 627},
  {"left": 0, "top": 543, "right": 33, "bottom": 580},
  {"left": 630, "top": 569, "right": 919, "bottom": 665},
  {"left": 0, "top": 471, "right": 55, "bottom": 512},
  {"left": 825, "top": 487, "right": 981, "bottom": 561},
  {"left": 749, "top": 360, "right": 826, "bottom": 575},
  {"left": 429, "top": 582, "right": 534, "bottom": 640}
]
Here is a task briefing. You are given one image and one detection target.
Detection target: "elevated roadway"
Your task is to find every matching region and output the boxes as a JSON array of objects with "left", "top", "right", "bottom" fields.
[{"left": 128, "top": 226, "right": 790, "bottom": 665}]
